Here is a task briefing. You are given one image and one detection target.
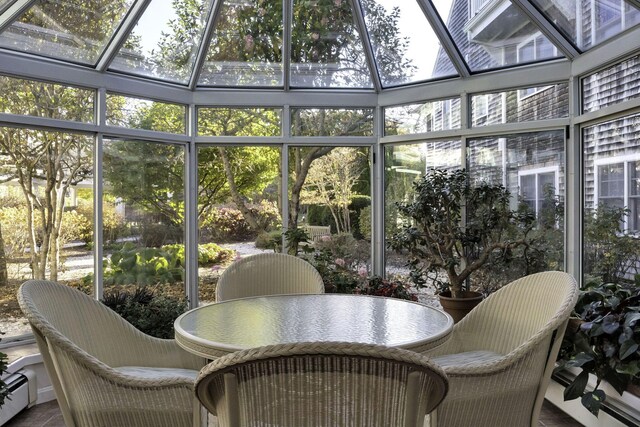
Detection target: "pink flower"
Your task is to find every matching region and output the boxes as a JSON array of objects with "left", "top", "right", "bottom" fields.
[
  {"left": 334, "top": 258, "right": 345, "bottom": 267},
  {"left": 212, "top": 265, "right": 222, "bottom": 271},
  {"left": 320, "top": 235, "right": 331, "bottom": 242},
  {"left": 358, "top": 267, "right": 367, "bottom": 277}
]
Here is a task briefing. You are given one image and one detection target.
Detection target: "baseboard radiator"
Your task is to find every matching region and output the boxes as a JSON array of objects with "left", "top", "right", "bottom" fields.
[{"left": 0, "top": 370, "right": 37, "bottom": 426}]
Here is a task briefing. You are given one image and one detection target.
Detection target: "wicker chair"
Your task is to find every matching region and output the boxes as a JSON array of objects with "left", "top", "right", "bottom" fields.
[
  {"left": 215, "top": 252, "right": 324, "bottom": 302},
  {"left": 423, "top": 271, "right": 579, "bottom": 427},
  {"left": 195, "top": 342, "right": 449, "bottom": 427},
  {"left": 18, "top": 280, "right": 206, "bottom": 427}
]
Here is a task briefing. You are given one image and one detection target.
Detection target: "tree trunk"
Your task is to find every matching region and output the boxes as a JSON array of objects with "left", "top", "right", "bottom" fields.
[
  {"left": 0, "top": 223, "right": 8, "bottom": 287},
  {"left": 217, "top": 147, "right": 261, "bottom": 231}
]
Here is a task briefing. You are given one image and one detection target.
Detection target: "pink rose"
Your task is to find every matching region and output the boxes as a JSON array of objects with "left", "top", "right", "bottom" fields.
[
  {"left": 335, "top": 258, "right": 345, "bottom": 267},
  {"left": 358, "top": 267, "right": 367, "bottom": 277}
]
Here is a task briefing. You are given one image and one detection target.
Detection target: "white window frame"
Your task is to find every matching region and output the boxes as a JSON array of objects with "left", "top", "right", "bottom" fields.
[
  {"left": 593, "top": 153, "right": 640, "bottom": 232},
  {"left": 517, "top": 165, "right": 560, "bottom": 217}
]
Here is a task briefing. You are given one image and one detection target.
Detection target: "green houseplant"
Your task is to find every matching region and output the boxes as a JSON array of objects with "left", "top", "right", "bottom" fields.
[
  {"left": 389, "top": 169, "right": 537, "bottom": 321},
  {"left": 557, "top": 278, "right": 640, "bottom": 416}
]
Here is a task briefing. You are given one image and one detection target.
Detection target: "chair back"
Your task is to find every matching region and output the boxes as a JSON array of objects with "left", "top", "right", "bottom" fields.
[
  {"left": 216, "top": 253, "right": 324, "bottom": 302},
  {"left": 196, "top": 342, "right": 448, "bottom": 427}
]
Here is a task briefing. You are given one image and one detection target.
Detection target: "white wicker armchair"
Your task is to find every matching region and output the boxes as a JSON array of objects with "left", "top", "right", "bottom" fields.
[
  {"left": 18, "top": 280, "right": 205, "bottom": 427},
  {"left": 215, "top": 252, "right": 324, "bottom": 302},
  {"left": 423, "top": 271, "right": 579, "bottom": 427},
  {"left": 195, "top": 341, "right": 449, "bottom": 427}
]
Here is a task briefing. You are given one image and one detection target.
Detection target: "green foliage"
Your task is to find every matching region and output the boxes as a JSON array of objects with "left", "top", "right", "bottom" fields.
[
  {"left": 358, "top": 205, "right": 372, "bottom": 241},
  {"left": 0, "top": 334, "right": 8, "bottom": 408},
  {"left": 75, "top": 195, "right": 127, "bottom": 243},
  {"left": 140, "top": 223, "right": 183, "bottom": 247},
  {"left": 101, "top": 287, "right": 187, "bottom": 339},
  {"left": 307, "top": 205, "right": 333, "bottom": 229},
  {"left": 284, "top": 227, "right": 313, "bottom": 256},
  {"left": 201, "top": 207, "right": 252, "bottom": 242},
  {"left": 389, "top": 169, "right": 537, "bottom": 298},
  {"left": 305, "top": 249, "right": 417, "bottom": 301},
  {"left": 313, "top": 232, "right": 369, "bottom": 266},
  {"left": 161, "top": 243, "right": 234, "bottom": 267},
  {"left": 255, "top": 230, "right": 282, "bottom": 251},
  {"left": 102, "top": 243, "right": 183, "bottom": 286},
  {"left": 584, "top": 205, "right": 640, "bottom": 283},
  {"left": 557, "top": 279, "right": 640, "bottom": 416},
  {"left": 348, "top": 195, "right": 371, "bottom": 239}
]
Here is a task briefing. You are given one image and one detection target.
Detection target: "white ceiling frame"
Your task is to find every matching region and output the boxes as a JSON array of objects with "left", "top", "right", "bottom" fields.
[
  {"left": 510, "top": 0, "right": 580, "bottom": 60},
  {"left": 348, "top": 0, "right": 383, "bottom": 92},
  {"left": 96, "top": 0, "right": 152, "bottom": 71},
  {"left": 415, "top": 0, "right": 471, "bottom": 78},
  {"left": 188, "top": 0, "right": 225, "bottom": 90},
  {"left": 0, "top": 0, "right": 36, "bottom": 33}
]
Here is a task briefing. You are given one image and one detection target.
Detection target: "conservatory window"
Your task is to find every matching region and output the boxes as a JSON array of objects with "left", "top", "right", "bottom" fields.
[
  {"left": 518, "top": 167, "right": 559, "bottom": 216},
  {"left": 594, "top": 157, "right": 640, "bottom": 231}
]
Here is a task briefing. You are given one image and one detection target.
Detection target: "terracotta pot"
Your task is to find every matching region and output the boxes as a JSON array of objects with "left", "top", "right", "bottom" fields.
[{"left": 438, "top": 290, "right": 483, "bottom": 323}]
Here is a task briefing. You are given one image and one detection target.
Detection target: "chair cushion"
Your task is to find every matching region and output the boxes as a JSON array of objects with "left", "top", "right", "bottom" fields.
[
  {"left": 432, "top": 350, "right": 503, "bottom": 367},
  {"left": 116, "top": 366, "right": 199, "bottom": 381}
]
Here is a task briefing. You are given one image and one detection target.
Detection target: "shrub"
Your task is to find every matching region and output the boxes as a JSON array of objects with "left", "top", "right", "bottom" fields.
[
  {"left": 255, "top": 230, "right": 282, "bottom": 250},
  {"left": 76, "top": 197, "right": 127, "bottom": 243},
  {"left": 60, "top": 209, "right": 92, "bottom": 244},
  {"left": 201, "top": 207, "right": 252, "bottom": 242},
  {"left": 102, "top": 243, "right": 183, "bottom": 286},
  {"left": 557, "top": 279, "right": 640, "bottom": 416},
  {"left": 307, "top": 205, "right": 333, "bottom": 229},
  {"left": 358, "top": 205, "right": 371, "bottom": 241},
  {"left": 0, "top": 334, "right": 8, "bottom": 408},
  {"left": 161, "top": 243, "right": 235, "bottom": 266},
  {"left": 140, "top": 223, "right": 183, "bottom": 247},
  {"left": 0, "top": 205, "right": 31, "bottom": 257},
  {"left": 101, "top": 287, "right": 187, "bottom": 339},
  {"left": 313, "top": 233, "right": 369, "bottom": 266}
]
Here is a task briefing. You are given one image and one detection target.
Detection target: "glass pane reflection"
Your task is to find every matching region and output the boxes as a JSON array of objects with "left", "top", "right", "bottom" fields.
[
  {"left": 110, "top": 0, "right": 213, "bottom": 84},
  {"left": 432, "top": 0, "right": 563, "bottom": 72},
  {"left": 360, "top": 0, "right": 457, "bottom": 87},
  {"left": 0, "top": 0, "right": 135, "bottom": 64},
  {"left": 198, "top": 0, "right": 283, "bottom": 87}
]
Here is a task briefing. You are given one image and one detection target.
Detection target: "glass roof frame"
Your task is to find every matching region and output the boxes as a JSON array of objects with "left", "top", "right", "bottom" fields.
[{"left": 0, "top": 0, "right": 635, "bottom": 91}]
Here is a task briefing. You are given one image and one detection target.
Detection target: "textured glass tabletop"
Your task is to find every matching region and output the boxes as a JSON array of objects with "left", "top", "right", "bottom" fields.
[{"left": 175, "top": 294, "right": 453, "bottom": 358}]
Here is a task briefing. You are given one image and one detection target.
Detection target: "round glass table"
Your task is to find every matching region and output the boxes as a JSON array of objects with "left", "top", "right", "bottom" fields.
[{"left": 174, "top": 294, "right": 454, "bottom": 358}]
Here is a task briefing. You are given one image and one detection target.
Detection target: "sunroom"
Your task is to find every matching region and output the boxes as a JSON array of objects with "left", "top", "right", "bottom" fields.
[{"left": 0, "top": 0, "right": 639, "bottom": 425}]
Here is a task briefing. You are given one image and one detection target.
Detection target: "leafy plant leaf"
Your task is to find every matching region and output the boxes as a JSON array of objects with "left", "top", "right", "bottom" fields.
[
  {"left": 564, "top": 370, "right": 589, "bottom": 401},
  {"left": 581, "top": 390, "right": 605, "bottom": 416},
  {"left": 619, "top": 340, "right": 638, "bottom": 360}
]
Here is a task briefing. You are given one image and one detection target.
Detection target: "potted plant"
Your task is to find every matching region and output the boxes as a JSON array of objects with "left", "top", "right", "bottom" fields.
[
  {"left": 557, "top": 278, "right": 640, "bottom": 416},
  {"left": 389, "top": 168, "right": 536, "bottom": 322}
]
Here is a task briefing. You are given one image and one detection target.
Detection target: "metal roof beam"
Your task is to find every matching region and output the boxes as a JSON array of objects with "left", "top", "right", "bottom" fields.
[
  {"left": 96, "top": 0, "right": 152, "bottom": 71},
  {"left": 188, "top": 0, "right": 225, "bottom": 90},
  {"left": 0, "top": 0, "right": 37, "bottom": 33},
  {"left": 349, "top": 0, "right": 382, "bottom": 92},
  {"left": 415, "top": 0, "right": 470, "bottom": 78},
  {"left": 510, "top": 0, "right": 580, "bottom": 60}
]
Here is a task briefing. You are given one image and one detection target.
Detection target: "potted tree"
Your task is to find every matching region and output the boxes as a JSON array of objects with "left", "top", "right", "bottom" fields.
[{"left": 389, "top": 168, "right": 537, "bottom": 322}]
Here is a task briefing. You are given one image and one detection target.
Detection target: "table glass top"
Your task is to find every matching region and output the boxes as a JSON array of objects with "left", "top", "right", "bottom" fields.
[{"left": 175, "top": 294, "right": 452, "bottom": 350}]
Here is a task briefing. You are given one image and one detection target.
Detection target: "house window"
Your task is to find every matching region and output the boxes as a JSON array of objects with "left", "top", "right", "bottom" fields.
[
  {"left": 594, "top": 157, "right": 640, "bottom": 232},
  {"left": 441, "top": 99, "right": 451, "bottom": 130},
  {"left": 595, "top": 0, "right": 623, "bottom": 41},
  {"left": 518, "top": 167, "right": 559, "bottom": 217},
  {"left": 473, "top": 94, "right": 489, "bottom": 126}
]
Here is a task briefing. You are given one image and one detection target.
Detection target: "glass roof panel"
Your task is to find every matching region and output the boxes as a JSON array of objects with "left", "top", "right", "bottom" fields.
[
  {"left": 0, "top": 0, "right": 135, "bottom": 65},
  {"left": 432, "top": 0, "right": 564, "bottom": 72},
  {"left": 529, "top": 0, "right": 640, "bottom": 51},
  {"left": 360, "top": 0, "right": 457, "bottom": 87},
  {"left": 197, "top": 0, "right": 283, "bottom": 87},
  {"left": 290, "top": 0, "right": 372, "bottom": 88},
  {"left": 0, "top": 0, "right": 13, "bottom": 12},
  {"left": 110, "top": 0, "right": 212, "bottom": 84}
]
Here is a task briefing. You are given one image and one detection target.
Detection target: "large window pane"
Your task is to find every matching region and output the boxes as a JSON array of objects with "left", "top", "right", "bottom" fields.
[
  {"left": 582, "top": 54, "right": 640, "bottom": 113},
  {"left": 291, "top": 108, "right": 374, "bottom": 136},
  {"left": 198, "top": 108, "right": 282, "bottom": 136},
  {"left": 467, "top": 131, "right": 565, "bottom": 287},
  {"left": 583, "top": 114, "right": 640, "bottom": 283},
  {"left": 288, "top": 146, "right": 371, "bottom": 290},
  {"left": 470, "top": 83, "right": 569, "bottom": 127},
  {"left": 106, "top": 94, "right": 186, "bottom": 134},
  {"left": 198, "top": 0, "right": 283, "bottom": 87},
  {"left": 111, "top": 0, "right": 213, "bottom": 84},
  {"left": 197, "top": 146, "right": 281, "bottom": 302},
  {"left": 0, "top": 75, "right": 94, "bottom": 122},
  {"left": 0, "top": 127, "right": 93, "bottom": 341},
  {"left": 102, "top": 140, "right": 185, "bottom": 290},
  {"left": 384, "top": 98, "right": 461, "bottom": 135},
  {"left": 360, "top": 0, "right": 457, "bottom": 87},
  {"left": 384, "top": 141, "right": 461, "bottom": 283},
  {"left": 290, "top": 0, "right": 372, "bottom": 88},
  {"left": 432, "top": 0, "right": 563, "bottom": 72},
  {"left": 530, "top": 0, "right": 640, "bottom": 51},
  {"left": 0, "top": 0, "right": 135, "bottom": 64}
]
